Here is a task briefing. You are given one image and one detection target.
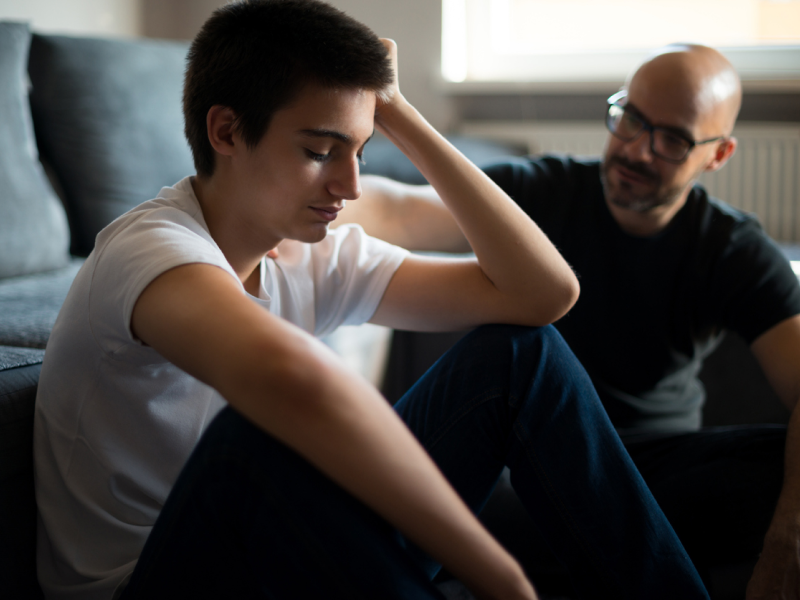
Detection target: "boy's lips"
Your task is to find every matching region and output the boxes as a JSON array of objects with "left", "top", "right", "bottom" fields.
[{"left": 309, "top": 205, "right": 343, "bottom": 222}]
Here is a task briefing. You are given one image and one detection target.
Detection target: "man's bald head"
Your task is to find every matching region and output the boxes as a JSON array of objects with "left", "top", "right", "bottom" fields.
[
  {"left": 600, "top": 44, "right": 742, "bottom": 235},
  {"left": 626, "top": 44, "right": 742, "bottom": 135}
]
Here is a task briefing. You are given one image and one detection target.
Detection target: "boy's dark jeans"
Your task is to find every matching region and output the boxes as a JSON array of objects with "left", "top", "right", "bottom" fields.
[{"left": 120, "top": 325, "right": 709, "bottom": 600}]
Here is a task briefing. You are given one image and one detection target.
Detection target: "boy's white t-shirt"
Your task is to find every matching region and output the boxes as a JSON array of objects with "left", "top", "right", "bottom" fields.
[{"left": 33, "top": 176, "right": 409, "bottom": 600}]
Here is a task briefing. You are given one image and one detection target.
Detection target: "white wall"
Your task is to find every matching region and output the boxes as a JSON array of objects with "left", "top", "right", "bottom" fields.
[
  {"left": 140, "top": 0, "right": 221, "bottom": 41},
  {"left": 0, "top": 0, "right": 142, "bottom": 37}
]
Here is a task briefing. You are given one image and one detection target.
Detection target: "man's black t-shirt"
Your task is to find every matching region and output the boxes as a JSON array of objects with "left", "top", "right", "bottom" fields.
[{"left": 483, "top": 155, "right": 800, "bottom": 432}]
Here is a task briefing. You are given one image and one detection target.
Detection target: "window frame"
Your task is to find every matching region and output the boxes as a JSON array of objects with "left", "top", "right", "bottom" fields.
[{"left": 441, "top": 0, "right": 800, "bottom": 93}]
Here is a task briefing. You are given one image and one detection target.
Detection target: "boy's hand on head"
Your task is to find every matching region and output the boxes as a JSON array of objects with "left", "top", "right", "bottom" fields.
[{"left": 375, "top": 38, "right": 403, "bottom": 116}]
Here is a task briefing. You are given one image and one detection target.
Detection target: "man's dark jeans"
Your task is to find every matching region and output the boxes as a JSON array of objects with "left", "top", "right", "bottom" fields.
[
  {"left": 623, "top": 425, "right": 786, "bottom": 572},
  {"left": 120, "top": 325, "right": 709, "bottom": 600}
]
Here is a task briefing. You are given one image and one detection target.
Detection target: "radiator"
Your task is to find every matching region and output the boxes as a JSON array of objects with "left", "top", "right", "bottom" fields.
[{"left": 459, "top": 121, "right": 800, "bottom": 242}]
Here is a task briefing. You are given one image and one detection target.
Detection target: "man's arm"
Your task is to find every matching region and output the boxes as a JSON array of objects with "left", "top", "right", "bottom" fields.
[
  {"left": 747, "top": 314, "right": 800, "bottom": 599},
  {"left": 337, "top": 175, "right": 468, "bottom": 252},
  {"left": 131, "top": 263, "right": 537, "bottom": 600},
  {"left": 369, "top": 41, "right": 578, "bottom": 333}
]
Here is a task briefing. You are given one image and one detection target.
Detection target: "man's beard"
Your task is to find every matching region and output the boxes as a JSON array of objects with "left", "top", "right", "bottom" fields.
[{"left": 600, "top": 155, "right": 686, "bottom": 213}]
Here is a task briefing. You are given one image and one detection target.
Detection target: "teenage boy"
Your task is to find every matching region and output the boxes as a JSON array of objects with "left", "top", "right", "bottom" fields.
[{"left": 34, "top": 2, "right": 710, "bottom": 599}]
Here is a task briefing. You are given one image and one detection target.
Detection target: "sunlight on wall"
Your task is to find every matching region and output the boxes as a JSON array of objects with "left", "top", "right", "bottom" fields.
[
  {"left": 444, "top": 0, "right": 800, "bottom": 83},
  {"left": 501, "top": 0, "right": 800, "bottom": 53}
]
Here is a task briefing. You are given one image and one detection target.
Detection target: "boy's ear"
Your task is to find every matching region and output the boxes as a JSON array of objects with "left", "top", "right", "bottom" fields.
[{"left": 206, "top": 105, "right": 238, "bottom": 158}]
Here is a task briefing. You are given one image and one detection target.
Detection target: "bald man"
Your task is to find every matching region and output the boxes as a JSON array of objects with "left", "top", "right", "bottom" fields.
[{"left": 339, "top": 45, "right": 800, "bottom": 598}]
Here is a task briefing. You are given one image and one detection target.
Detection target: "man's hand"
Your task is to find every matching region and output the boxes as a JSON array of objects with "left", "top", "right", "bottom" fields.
[
  {"left": 750, "top": 317, "right": 800, "bottom": 598},
  {"left": 746, "top": 524, "right": 800, "bottom": 599}
]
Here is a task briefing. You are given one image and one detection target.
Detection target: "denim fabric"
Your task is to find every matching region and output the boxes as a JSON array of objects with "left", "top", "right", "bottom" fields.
[
  {"left": 475, "top": 426, "right": 787, "bottom": 597},
  {"left": 120, "top": 405, "right": 445, "bottom": 600},
  {"left": 121, "top": 325, "right": 709, "bottom": 600},
  {"left": 395, "top": 324, "right": 708, "bottom": 599}
]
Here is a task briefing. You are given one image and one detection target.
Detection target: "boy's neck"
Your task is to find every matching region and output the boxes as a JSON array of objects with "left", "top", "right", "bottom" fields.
[{"left": 191, "top": 174, "right": 276, "bottom": 289}]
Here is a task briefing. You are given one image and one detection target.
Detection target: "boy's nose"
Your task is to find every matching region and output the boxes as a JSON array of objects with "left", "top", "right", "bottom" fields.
[{"left": 329, "top": 156, "right": 361, "bottom": 200}]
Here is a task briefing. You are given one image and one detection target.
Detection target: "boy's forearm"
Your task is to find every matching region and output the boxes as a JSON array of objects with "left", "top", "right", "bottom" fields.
[{"left": 374, "top": 98, "right": 578, "bottom": 325}]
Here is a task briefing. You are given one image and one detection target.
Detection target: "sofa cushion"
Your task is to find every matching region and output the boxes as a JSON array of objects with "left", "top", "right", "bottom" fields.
[
  {"left": 0, "top": 22, "right": 69, "bottom": 279},
  {"left": 0, "top": 259, "right": 83, "bottom": 349},
  {"left": 0, "top": 346, "right": 46, "bottom": 599},
  {"left": 28, "top": 33, "right": 194, "bottom": 256}
]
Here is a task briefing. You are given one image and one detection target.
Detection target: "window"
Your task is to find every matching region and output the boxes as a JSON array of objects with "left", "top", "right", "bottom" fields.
[{"left": 442, "top": 0, "right": 800, "bottom": 87}]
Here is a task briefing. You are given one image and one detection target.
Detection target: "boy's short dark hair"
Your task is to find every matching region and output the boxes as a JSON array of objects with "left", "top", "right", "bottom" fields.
[{"left": 184, "top": 0, "right": 392, "bottom": 177}]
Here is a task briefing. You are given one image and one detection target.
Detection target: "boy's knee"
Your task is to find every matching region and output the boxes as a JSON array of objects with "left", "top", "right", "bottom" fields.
[
  {"left": 469, "top": 324, "right": 572, "bottom": 362},
  {"left": 431, "top": 325, "right": 588, "bottom": 398}
]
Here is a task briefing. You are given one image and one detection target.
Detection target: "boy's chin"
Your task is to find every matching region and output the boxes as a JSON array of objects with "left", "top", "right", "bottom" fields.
[{"left": 292, "top": 225, "right": 331, "bottom": 244}]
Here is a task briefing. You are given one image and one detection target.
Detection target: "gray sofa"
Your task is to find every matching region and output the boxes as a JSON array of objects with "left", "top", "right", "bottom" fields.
[{"left": 0, "top": 21, "right": 791, "bottom": 600}]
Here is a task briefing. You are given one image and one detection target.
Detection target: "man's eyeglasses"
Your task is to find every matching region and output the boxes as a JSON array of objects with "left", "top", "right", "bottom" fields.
[{"left": 605, "top": 91, "right": 725, "bottom": 164}]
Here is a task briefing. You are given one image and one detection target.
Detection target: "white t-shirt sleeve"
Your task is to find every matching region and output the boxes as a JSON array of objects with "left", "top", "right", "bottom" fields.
[
  {"left": 87, "top": 205, "right": 239, "bottom": 355},
  {"left": 311, "top": 224, "right": 408, "bottom": 338}
]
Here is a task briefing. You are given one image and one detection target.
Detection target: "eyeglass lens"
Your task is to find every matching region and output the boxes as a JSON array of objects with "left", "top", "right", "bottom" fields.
[{"left": 607, "top": 104, "right": 692, "bottom": 162}]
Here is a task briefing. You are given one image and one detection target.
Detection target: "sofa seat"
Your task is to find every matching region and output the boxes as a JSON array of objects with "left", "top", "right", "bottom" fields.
[{"left": 0, "top": 259, "right": 83, "bottom": 349}]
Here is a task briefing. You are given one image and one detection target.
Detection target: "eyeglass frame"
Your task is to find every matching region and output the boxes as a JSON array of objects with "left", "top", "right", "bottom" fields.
[{"left": 605, "top": 90, "right": 726, "bottom": 164}]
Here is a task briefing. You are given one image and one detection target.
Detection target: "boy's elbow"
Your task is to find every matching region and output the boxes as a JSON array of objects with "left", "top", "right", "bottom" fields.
[
  {"left": 532, "top": 271, "right": 580, "bottom": 326},
  {"left": 563, "top": 271, "right": 580, "bottom": 313}
]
